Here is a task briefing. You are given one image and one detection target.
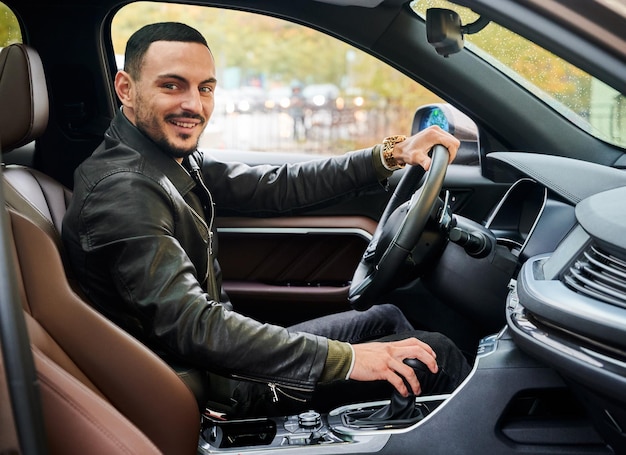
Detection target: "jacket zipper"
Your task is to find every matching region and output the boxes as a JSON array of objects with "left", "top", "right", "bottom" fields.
[
  {"left": 189, "top": 166, "right": 220, "bottom": 301},
  {"left": 268, "top": 383, "right": 309, "bottom": 403},
  {"left": 230, "top": 374, "right": 314, "bottom": 404}
]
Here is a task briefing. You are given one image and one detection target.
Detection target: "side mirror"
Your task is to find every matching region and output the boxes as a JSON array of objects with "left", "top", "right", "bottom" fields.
[
  {"left": 426, "top": 8, "right": 490, "bottom": 57},
  {"left": 411, "top": 103, "right": 480, "bottom": 166}
]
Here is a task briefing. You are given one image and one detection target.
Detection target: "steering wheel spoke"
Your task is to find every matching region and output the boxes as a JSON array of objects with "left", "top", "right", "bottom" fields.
[{"left": 349, "top": 145, "right": 451, "bottom": 310}]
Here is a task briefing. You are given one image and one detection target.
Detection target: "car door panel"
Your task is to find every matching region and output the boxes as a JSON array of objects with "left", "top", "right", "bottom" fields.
[{"left": 216, "top": 215, "right": 376, "bottom": 326}]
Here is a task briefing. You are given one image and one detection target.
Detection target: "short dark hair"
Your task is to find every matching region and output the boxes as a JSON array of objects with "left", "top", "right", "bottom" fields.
[{"left": 124, "top": 22, "right": 209, "bottom": 78}]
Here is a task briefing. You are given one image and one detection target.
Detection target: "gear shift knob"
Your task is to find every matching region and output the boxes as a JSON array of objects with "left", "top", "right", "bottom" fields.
[
  {"left": 399, "top": 358, "right": 427, "bottom": 397},
  {"left": 357, "top": 358, "right": 426, "bottom": 423},
  {"left": 403, "top": 358, "right": 429, "bottom": 377}
]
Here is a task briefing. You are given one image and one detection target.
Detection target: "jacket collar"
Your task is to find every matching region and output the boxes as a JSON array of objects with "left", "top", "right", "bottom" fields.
[{"left": 108, "top": 109, "right": 198, "bottom": 197}]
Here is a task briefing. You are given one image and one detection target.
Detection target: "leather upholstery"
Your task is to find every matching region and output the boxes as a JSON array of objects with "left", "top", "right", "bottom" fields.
[
  {"left": 10, "top": 209, "right": 200, "bottom": 454},
  {"left": 31, "top": 345, "right": 161, "bottom": 455},
  {"left": 0, "top": 44, "right": 48, "bottom": 151},
  {"left": 4, "top": 165, "right": 72, "bottom": 251},
  {"left": 0, "top": 43, "right": 68, "bottom": 243},
  {"left": 0, "top": 43, "right": 200, "bottom": 454}
]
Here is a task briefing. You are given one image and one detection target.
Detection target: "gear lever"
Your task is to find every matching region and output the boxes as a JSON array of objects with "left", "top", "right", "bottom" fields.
[
  {"left": 365, "top": 358, "right": 426, "bottom": 420},
  {"left": 344, "top": 358, "right": 427, "bottom": 428}
]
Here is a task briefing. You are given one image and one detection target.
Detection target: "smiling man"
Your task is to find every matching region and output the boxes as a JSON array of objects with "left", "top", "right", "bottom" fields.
[
  {"left": 117, "top": 38, "right": 215, "bottom": 160},
  {"left": 62, "top": 22, "right": 469, "bottom": 418}
]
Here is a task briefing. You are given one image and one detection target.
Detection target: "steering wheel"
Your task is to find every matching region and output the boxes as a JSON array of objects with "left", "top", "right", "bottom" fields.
[{"left": 349, "top": 144, "right": 450, "bottom": 310}]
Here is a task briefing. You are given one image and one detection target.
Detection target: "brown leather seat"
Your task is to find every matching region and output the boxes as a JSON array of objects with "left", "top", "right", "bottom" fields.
[{"left": 0, "top": 43, "right": 200, "bottom": 455}]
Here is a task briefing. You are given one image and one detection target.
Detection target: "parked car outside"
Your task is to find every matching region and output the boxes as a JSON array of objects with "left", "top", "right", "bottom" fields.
[
  {"left": 264, "top": 86, "right": 293, "bottom": 111},
  {"left": 224, "top": 85, "right": 267, "bottom": 114},
  {"left": 302, "top": 83, "right": 341, "bottom": 110}
]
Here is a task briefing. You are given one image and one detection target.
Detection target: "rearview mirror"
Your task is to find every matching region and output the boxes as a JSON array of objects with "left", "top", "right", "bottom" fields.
[
  {"left": 426, "top": 8, "right": 463, "bottom": 57},
  {"left": 426, "top": 8, "right": 490, "bottom": 57}
]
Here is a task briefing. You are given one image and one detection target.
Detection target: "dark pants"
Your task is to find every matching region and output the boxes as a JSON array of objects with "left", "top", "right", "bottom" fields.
[
  {"left": 288, "top": 304, "right": 414, "bottom": 343},
  {"left": 209, "top": 304, "right": 470, "bottom": 417}
]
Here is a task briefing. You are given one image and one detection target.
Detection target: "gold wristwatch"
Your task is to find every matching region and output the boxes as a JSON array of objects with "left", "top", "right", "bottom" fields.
[{"left": 381, "top": 135, "right": 407, "bottom": 171}]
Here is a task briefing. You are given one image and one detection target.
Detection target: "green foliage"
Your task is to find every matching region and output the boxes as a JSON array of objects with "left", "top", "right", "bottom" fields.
[
  {"left": 112, "top": 2, "right": 439, "bottom": 107},
  {"left": 0, "top": 2, "right": 22, "bottom": 46},
  {"left": 411, "top": 0, "right": 592, "bottom": 114}
]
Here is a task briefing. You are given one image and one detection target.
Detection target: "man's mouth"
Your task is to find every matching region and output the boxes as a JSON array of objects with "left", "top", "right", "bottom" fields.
[
  {"left": 167, "top": 114, "right": 205, "bottom": 130},
  {"left": 171, "top": 120, "right": 198, "bottom": 129}
]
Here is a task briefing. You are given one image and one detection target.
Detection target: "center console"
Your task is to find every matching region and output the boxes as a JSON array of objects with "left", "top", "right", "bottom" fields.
[
  {"left": 198, "top": 394, "right": 446, "bottom": 454},
  {"left": 195, "top": 340, "right": 490, "bottom": 454},
  {"left": 196, "top": 327, "right": 609, "bottom": 454}
]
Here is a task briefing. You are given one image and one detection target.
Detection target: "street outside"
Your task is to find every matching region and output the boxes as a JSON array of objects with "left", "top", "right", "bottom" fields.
[{"left": 200, "top": 107, "right": 411, "bottom": 156}]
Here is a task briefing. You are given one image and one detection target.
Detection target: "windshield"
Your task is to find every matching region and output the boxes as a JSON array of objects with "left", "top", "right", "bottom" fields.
[{"left": 412, "top": 0, "right": 626, "bottom": 149}]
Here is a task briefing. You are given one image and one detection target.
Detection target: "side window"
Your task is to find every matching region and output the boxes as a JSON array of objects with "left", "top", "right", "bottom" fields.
[
  {"left": 0, "top": 2, "right": 22, "bottom": 46},
  {"left": 111, "top": 3, "right": 444, "bottom": 156}
]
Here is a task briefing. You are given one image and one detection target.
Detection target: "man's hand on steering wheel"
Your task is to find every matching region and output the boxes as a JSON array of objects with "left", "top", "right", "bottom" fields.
[
  {"left": 391, "top": 126, "right": 460, "bottom": 169},
  {"left": 349, "top": 127, "right": 460, "bottom": 310}
]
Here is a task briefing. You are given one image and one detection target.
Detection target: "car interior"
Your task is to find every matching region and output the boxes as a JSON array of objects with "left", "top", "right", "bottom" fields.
[{"left": 1, "top": 0, "right": 625, "bottom": 454}]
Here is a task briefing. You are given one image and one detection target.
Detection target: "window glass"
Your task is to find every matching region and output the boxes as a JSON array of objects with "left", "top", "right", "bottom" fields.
[
  {"left": 0, "top": 2, "right": 22, "bottom": 46},
  {"left": 112, "top": 2, "right": 444, "bottom": 156},
  {"left": 412, "top": 0, "right": 626, "bottom": 149}
]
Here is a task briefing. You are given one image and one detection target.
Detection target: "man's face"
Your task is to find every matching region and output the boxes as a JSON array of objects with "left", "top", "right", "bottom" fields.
[{"left": 118, "top": 40, "right": 217, "bottom": 160}]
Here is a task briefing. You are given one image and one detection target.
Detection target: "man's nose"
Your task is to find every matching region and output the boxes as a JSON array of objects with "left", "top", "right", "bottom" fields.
[{"left": 181, "top": 89, "right": 203, "bottom": 112}]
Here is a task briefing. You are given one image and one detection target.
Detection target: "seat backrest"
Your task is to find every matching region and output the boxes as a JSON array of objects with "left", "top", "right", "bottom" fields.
[
  {"left": 0, "top": 43, "right": 200, "bottom": 455},
  {"left": 1, "top": 332, "right": 163, "bottom": 455},
  {"left": 1, "top": 43, "right": 72, "bottom": 252}
]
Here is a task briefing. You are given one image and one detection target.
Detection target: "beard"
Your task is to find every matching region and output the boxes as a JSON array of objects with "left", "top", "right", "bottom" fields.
[
  {"left": 134, "top": 97, "right": 205, "bottom": 159},
  {"left": 149, "top": 127, "right": 199, "bottom": 159}
]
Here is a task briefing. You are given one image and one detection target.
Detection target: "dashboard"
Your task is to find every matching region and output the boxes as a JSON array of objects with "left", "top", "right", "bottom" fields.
[
  {"left": 484, "top": 178, "right": 578, "bottom": 263},
  {"left": 486, "top": 152, "right": 626, "bottom": 450}
]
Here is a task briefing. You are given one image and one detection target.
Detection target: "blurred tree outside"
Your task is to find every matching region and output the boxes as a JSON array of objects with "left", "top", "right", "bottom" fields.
[
  {"left": 411, "top": 0, "right": 624, "bottom": 144},
  {"left": 110, "top": 1, "right": 626, "bottom": 151},
  {"left": 112, "top": 2, "right": 442, "bottom": 153},
  {"left": 3, "top": 0, "right": 623, "bottom": 152},
  {"left": 113, "top": 4, "right": 422, "bottom": 93},
  {"left": 412, "top": 0, "right": 626, "bottom": 147},
  {"left": 0, "top": 2, "right": 22, "bottom": 46},
  {"left": 411, "top": 1, "right": 592, "bottom": 120}
]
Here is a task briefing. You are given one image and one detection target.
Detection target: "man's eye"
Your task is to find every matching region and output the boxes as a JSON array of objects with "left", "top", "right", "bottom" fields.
[
  {"left": 200, "top": 86, "right": 214, "bottom": 94},
  {"left": 163, "top": 83, "right": 178, "bottom": 90}
]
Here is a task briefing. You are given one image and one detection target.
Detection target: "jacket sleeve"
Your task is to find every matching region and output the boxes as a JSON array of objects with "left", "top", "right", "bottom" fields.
[
  {"left": 75, "top": 171, "right": 331, "bottom": 392},
  {"left": 202, "top": 147, "right": 387, "bottom": 216}
]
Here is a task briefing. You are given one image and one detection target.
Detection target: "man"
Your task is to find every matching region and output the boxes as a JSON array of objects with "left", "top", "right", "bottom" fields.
[
  {"left": 63, "top": 22, "right": 468, "bottom": 417},
  {"left": 289, "top": 85, "right": 306, "bottom": 140}
]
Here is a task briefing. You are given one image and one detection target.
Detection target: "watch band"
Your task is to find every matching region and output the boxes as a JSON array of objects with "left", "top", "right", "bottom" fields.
[{"left": 381, "top": 135, "right": 407, "bottom": 171}]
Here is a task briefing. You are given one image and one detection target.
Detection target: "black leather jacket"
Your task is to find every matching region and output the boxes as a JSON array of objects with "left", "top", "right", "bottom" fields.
[{"left": 63, "top": 111, "right": 385, "bottom": 392}]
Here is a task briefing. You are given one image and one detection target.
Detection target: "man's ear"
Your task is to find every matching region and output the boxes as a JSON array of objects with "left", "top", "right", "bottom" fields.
[{"left": 114, "top": 70, "right": 134, "bottom": 108}]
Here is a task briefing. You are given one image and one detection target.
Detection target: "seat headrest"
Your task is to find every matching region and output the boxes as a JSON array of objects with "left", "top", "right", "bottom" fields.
[{"left": 0, "top": 44, "right": 49, "bottom": 153}]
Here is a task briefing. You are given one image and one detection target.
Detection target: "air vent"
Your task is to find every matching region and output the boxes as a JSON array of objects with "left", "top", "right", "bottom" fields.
[{"left": 562, "top": 244, "right": 626, "bottom": 309}]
